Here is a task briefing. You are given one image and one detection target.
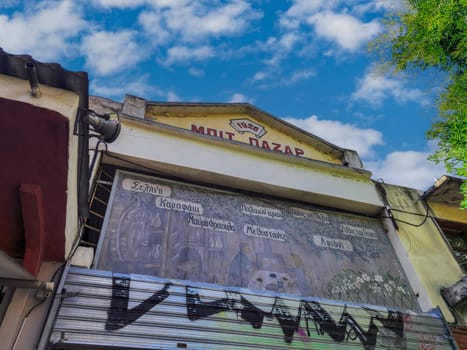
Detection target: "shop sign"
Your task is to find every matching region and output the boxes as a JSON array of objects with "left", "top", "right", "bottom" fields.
[
  {"left": 190, "top": 119, "right": 306, "bottom": 157},
  {"left": 95, "top": 170, "right": 418, "bottom": 312}
]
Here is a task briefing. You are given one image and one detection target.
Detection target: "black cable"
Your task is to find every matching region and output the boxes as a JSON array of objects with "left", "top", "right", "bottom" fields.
[
  {"left": 380, "top": 215, "right": 430, "bottom": 227},
  {"left": 374, "top": 179, "right": 433, "bottom": 228},
  {"left": 380, "top": 201, "right": 431, "bottom": 228},
  {"left": 22, "top": 262, "right": 66, "bottom": 318},
  {"left": 389, "top": 207, "right": 437, "bottom": 219},
  {"left": 89, "top": 140, "right": 108, "bottom": 177},
  {"left": 22, "top": 298, "right": 45, "bottom": 319},
  {"left": 11, "top": 263, "right": 67, "bottom": 349}
]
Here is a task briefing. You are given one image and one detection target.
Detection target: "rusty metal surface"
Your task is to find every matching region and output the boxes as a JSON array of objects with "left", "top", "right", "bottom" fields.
[
  {"left": 451, "top": 326, "right": 467, "bottom": 350},
  {"left": 47, "top": 266, "right": 456, "bottom": 350}
]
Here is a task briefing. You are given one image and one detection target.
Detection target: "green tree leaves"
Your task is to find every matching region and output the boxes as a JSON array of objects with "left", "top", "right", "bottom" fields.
[{"left": 374, "top": 0, "right": 467, "bottom": 208}]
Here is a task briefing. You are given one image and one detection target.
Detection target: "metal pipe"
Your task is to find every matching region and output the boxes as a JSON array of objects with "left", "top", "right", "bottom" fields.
[
  {"left": 0, "top": 278, "right": 54, "bottom": 292},
  {"left": 24, "top": 62, "right": 42, "bottom": 98},
  {"left": 78, "top": 109, "right": 90, "bottom": 219}
]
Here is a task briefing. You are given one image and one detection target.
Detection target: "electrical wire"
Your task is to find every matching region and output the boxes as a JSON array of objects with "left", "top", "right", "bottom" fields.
[
  {"left": 12, "top": 263, "right": 66, "bottom": 349},
  {"left": 389, "top": 207, "right": 438, "bottom": 219},
  {"left": 380, "top": 213, "right": 430, "bottom": 227},
  {"left": 89, "top": 140, "right": 108, "bottom": 177},
  {"left": 22, "top": 263, "right": 65, "bottom": 318},
  {"left": 374, "top": 180, "right": 435, "bottom": 228},
  {"left": 380, "top": 198, "right": 432, "bottom": 228}
]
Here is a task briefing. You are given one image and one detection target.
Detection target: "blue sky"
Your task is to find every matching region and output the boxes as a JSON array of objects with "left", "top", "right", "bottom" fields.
[{"left": 0, "top": 0, "right": 446, "bottom": 190}]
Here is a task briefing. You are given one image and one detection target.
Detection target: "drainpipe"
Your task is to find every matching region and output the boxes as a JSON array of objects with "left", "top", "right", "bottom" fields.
[{"left": 77, "top": 109, "right": 90, "bottom": 220}]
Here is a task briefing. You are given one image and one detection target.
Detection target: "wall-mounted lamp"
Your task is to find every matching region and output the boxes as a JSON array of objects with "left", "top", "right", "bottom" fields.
[
  {"left": 75, "top": 110, "right": 121, "bottom": 143},
  {"left": 86, "top": 113, "right": 121, "bottom": 143},
  {"left": 75, "top": 109, "right": 121, "bottom": 220}
]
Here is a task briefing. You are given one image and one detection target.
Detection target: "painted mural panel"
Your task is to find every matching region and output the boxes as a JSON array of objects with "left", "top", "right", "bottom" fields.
[
  {"left": 96, "top": 170, "right": 418, "bottom": 310},
  {"left": 48, "top": 267, "right": 455, "bottom": 350}
]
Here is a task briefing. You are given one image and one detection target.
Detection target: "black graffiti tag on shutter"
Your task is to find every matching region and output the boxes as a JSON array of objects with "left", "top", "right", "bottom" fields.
[{"left": 105, "top": 273, "right": 171, "bottom": 330}]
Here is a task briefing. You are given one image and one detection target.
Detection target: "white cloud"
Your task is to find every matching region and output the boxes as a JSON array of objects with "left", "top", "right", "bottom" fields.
[
  {"left": 93, "top": 0, "right": 190, "bottom": 8},
  {"left": 365, "top": 149, "right": 445, "bottom": 190},
  {"left": 91, "top": 74, "right": 154, "bottom": 99},
  {"left": 147, "top": 0, "right": 190, "bottom": 8},
  {"left": 352, "top": 0, "right": 405, "bottom": 16},
  {"left": 91, "top": 74, "right": 179, "bottom": 102},
  {"left": 81, "top": 30, "right": 145, "bottom": 75},
  {"left": 138, "top": 11, "right": 171, "bottom": 45},
  {"left": 0, "top": 0, "right": 86, "bottom": 60},
  {"left": 285, "top": 112, "right": 445, "bottom": 190},
  {"left": 166, "top": 90, "right": 180, "bottom": 101},
  {"left": 276, "top": 32, "right": 301, "bottom": 52},
  {"left": 284, "top": 115, "right": 384, "bottom": 158},
  {"left": 352, "top": 65, "right": 430, "bottom": 107},
  {"left": 139, "top": 1, "right": 262, "bottom": 45},
  {"left": 193, "top": 2, "right": 258, "bottom": 37},
  {"left": 276, "top": 1, "right": 387, "bottom": 61},
  {"left": 250, "top": 65, "right": 315, "bottom": 87},
  {"left": 0, "top": 0, "right": 21, "bottom": 9},
  {"left": 188, "top": 67, "right": 205, "bottom": 77},
  {"left": 308, "top": 12, "right": 381, "bottom": 51},
  {"left": 252, "top": 71, "right": 267, "bottom": 82},
  {"left": 163, "top": 45, "right": 215, "bottom": 66},
  {"left": 286, "top": 69, "right": 316, "bottom": 84},
  {"left": 92, "top": 0, "right": 147, "bottom": 8},
  {"left": 279, "top": 0, "right": 328, "bottom": 29},
  {"left": 262, "top": 32, "right": 302, "bottom": 66},
  {"left": 228, "top": 93, "right": 254, "bottom": 104}
]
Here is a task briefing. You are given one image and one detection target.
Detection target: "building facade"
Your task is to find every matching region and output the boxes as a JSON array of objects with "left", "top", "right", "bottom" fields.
[{"left": 0, "top": 50, "right": 465, "bottom": 349}]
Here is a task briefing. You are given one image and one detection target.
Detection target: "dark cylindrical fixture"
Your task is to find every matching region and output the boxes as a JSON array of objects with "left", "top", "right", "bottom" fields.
[{"left": 25, "top": 62, "right": 42, "bottom": 97}]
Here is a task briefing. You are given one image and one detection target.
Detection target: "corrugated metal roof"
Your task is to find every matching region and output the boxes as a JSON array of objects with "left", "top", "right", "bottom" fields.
[
  {"left": 0, "top": 47, "right": 89, "bottom": 110},
  {"left": 46, "top": 267, "right": 457, "bottom": 350}
]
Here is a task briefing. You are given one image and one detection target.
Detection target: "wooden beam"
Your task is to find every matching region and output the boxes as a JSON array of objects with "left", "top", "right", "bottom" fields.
[{"left": 20, "top": 184, "right": 45, "bottom": 276}]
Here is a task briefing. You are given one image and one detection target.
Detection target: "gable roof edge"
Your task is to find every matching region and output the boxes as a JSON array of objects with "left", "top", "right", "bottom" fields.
[{"left": 121, "top": 95, "right": 364, "bottom": 169}]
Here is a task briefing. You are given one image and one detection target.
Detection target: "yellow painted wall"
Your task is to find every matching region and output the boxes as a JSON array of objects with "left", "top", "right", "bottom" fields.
[
  {"left": 383, "top": 184, "right": 463, "bottom": 322},
  {"left": 429, "top": 202, "right": 467, "bottom": 224},
  {"left": 145, "top": 112, "right": 342, "bottom": 165}
]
